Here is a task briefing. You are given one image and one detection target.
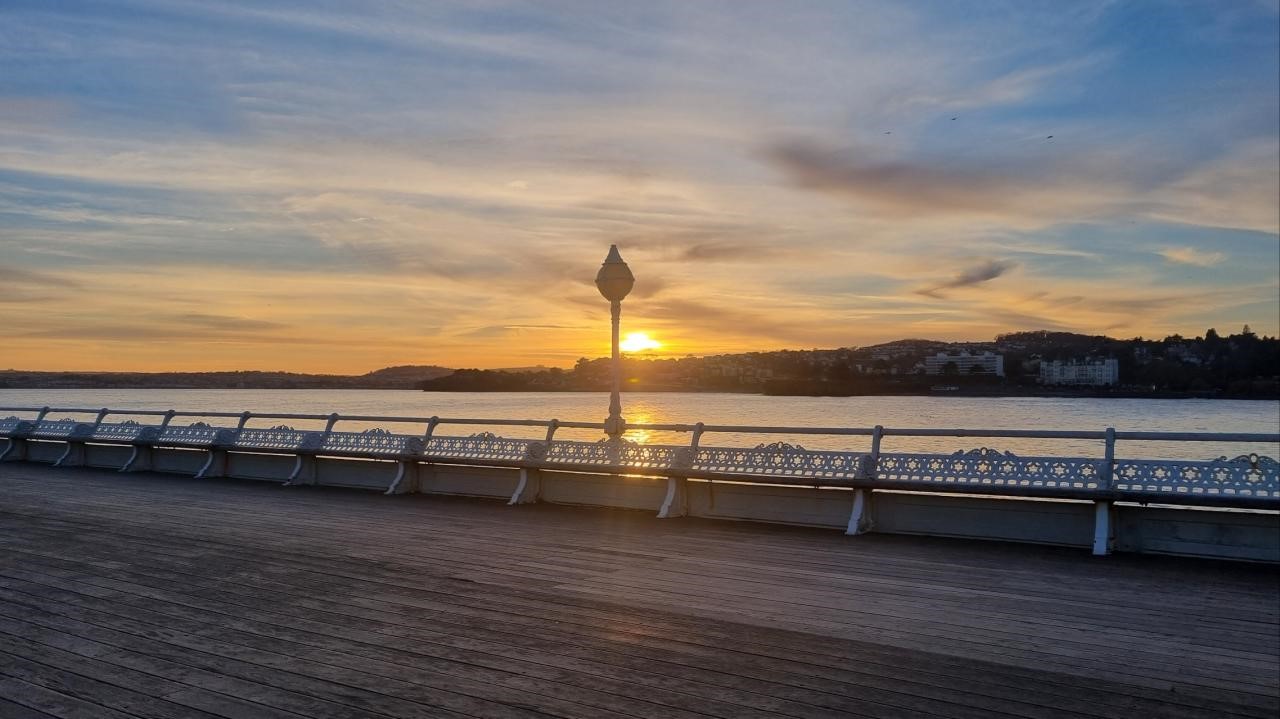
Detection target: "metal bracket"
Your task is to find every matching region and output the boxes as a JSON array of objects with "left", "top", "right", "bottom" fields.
[
  {"left": 1092, "top": 500, "right": 1114, "bottom": 556},
  {"left": 846, "top": 489, "right": 874, "bottom": 535}
]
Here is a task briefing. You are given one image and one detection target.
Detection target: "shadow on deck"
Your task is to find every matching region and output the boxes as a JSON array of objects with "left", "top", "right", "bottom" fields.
[{"left": 0, "top": 464, "right": 1277, "bottom": 719}]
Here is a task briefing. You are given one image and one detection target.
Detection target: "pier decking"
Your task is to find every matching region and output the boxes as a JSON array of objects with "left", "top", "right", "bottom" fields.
[{"left": 0, "top": 465, "right": 1277, "bottom": 719}]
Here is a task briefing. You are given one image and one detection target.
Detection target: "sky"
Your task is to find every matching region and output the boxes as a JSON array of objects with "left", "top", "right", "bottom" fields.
[{"left": 1, "top": 0, "right": 1277, "bottom": 372}]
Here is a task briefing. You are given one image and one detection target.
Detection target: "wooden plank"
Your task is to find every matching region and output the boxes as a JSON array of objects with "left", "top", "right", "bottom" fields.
[
  {"left": 0, "top": 569, "right": 1039, "bottom": 719},
  {"left": 8, "top": 477, "right": 1275, "bottom": 627},
  {"left": 7, "top": 519, "right": 1269, "bottom": 701},
  {"left": 0, "top": 697, "right": 60, "bottom": 719},
  {"left": 0, "top": 649, "right": 222, "bottom": 719},
  {"left": 4, "top": 527, "right": 1273, "bottom": 707},
  {"left": 0, "top": 676, "right": 139, "bottom": 719},
  {"left": 5, "top": 473, "right": 1274, "bottom": 690},
  {"left": 0, "top": 527, "right": 1264, "bottom": 711},
  {"left": 8, "top": 501, "right": 1272, "bottom": 658},
  {"left": 0, "top": 632, "right": 308, "bottom": 719},
  {"left": 0, "top": 598, "right": 546, "bottom": 719},
  {"left": 0, "top": 578, "right": 750, "bottom": 719},
  {"left": 0, "top": 463, "right": 1276, "bottom": 719},
  {"left": 2, "top": 501, "right": 1269, "bottom": 680}
]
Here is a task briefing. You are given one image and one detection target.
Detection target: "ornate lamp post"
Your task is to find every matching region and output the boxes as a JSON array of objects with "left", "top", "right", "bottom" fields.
[{"left": 595, "top": 244, "right": 634, "bottom": 439}]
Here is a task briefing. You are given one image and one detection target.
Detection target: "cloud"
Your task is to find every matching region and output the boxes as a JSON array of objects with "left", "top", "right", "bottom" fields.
[
  {"left": 457, "top": 324, "right": 583, "bottom": 339},
  {"left": 642, "top": 297, "right": 834, "bottom": 347},
  {"left": 1159, "top": 247, "right": 1225, "bottom": 267},
  {"left": 171, "top": 313, "right": 289, "bottom": 332},
  {"left": 0, "top": 267, "right": 79, "bottom": 287},
  {"left": 0, "top": 267, "right": 82, "bottom": 302},
  {"left": 766, "top": 140, "right": 1015, "bottom": 215},
  {"left": 1147, "top": 140, "right": 1280, "bottom": 234},
  {"left": 679, "top": 242, "right": 796, "bottom": 263},
  {"left": 761, "top": 138, "right": 1134, "bottom": 226},
  {"left": 916, "top": 259, "right": 1017, "bottom": 298}
]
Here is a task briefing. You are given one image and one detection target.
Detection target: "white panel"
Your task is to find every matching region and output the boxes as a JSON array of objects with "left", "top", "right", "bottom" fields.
[
  {"left": 539, "top": 471, "right": 667, "bottom": 510},
  {"left": 687, "top": 481, "right": 853, "bottom": 528}
]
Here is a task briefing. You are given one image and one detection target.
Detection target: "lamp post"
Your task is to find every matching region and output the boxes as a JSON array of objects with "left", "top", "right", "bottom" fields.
[{"left": 595, "top": 244, "right": 634, "bottom": 440}]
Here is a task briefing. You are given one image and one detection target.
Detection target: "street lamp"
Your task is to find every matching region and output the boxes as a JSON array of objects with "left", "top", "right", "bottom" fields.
[{"left": 595, "top": 244, "right": 634, "bottom": 439}]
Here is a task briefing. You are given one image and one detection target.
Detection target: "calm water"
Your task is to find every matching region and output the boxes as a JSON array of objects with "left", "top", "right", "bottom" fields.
[{"left": 1, "top": 389, "right": 1276, "bottom": 461}]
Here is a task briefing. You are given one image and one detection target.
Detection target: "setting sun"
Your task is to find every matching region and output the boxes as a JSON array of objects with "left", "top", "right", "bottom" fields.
[{"left": 619, "top": 332, "right": 661, "bottom": 353}]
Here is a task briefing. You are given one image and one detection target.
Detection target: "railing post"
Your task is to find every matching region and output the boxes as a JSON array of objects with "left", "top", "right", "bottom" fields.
[
  {"left": 660, "top": 422, "right": 702, "bottom": 519},
  {"left": 198, "top": 411, "right": 249, "bottom": 479},
  {"left": 60, "top": 407, "right": 110, "bottom": 468},
  {"left": 847, "top": 424, "right": 882, "bottom": 535},
  {"left": 1102, "top": 426, "right": 1116, "bottom": 488},
  {"left": 6, "top": 406, "right": 46, "bottom": 462},
  {"left": 55, "top": 411, "right": 102, "bottom": 469},
  {"left": 124, "top": 409, "right": 175, "bottom": 473},
  {"left": 289, "top": 412, "right": 339, "bottom": 487},
  {"left": 510, "top": 419, "right": 557, "bottom": 505},
  {"left": 1092, "top": 427, "right": 1117, "bottom": 556},
  {"left": 388, "top": 416, "right": 438, "bottom": 495}
]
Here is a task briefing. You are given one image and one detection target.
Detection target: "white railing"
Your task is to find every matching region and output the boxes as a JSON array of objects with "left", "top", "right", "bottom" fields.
[{"left": 3, "top": 404, "right": 1277, "bottom": 558}]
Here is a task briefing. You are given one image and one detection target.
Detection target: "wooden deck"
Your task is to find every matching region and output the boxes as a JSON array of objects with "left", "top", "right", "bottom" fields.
[{"left": 0, "top": 465, "right": 1276, "bottom": 719}]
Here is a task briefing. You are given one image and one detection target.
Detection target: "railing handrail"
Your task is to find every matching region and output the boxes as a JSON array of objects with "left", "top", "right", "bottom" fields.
[
  {"left": 1, "top": 405, "right": 1277, "bottom": 444},
  {"left": 4, "top": 403, "right": 1277, "bottom": 513}
]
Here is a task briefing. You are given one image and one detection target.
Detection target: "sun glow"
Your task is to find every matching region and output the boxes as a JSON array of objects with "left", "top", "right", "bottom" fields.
[{"left": 619, "top": 332, "right": 661, "bottom": 353}]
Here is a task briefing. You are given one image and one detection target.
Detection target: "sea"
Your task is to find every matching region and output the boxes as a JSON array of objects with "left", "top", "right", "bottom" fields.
[{"left": 1, "top": 389, "right": 1276, "bottom": 462}]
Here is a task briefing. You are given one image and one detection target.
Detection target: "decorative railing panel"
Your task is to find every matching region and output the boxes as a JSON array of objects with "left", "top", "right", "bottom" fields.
[
  {"left": 1114, "top": 455, "right": 1279, "bottom": 499},
  {"left": 424, "top": 433, "right": 537, "bottom": 463},
  {"left": 90, "top": 421, "right": 161, "bottom": 444},
  {"left": 157, "top": 422, "right": 234, "bottom": 447},
  {"left": 1, "top": 403, "right": 1275, "bottom": 509},
  {"left": 322, "top": 429, "right": 423, "bottom": 457},
  {"left": 29, "top": 419, "right": 94, "bottom": 440},
  {"left": 233, "top": 426, "right": 322, "bottom": 452},
  {"left": 877, "top": 448, "right": 1105, "bottom": 490},
  {"left": 544, "top": 439, "right": 685, "bottom": 469},
  {"left": 0, "top": 416, "right": 33, "bottom": 438},
  {"left": 693, "top": 442, "right": 870, "bottom": 480}
]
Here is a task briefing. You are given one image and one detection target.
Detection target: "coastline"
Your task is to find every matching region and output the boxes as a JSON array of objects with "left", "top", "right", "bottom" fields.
[{"left": 1, "top": 384, "right": 1275, "bottom": 400}]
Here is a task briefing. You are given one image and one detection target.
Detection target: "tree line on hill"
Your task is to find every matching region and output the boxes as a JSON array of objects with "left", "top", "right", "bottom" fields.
[
  {"left": 419, "top": 328, "right": 1279, "bottom": 398},
  {"left": 0, "top": 365, "right": 453, "bottom": 390},
  {"left": 3, "top": 329, "right": 1273, "bottom": 397}
]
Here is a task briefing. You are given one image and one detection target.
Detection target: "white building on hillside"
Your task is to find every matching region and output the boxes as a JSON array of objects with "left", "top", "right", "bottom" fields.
[
  {"left": 1039, "top": 358, "right": 1120, "bottom": 386},
  {"left": 923, "top": 352, "right": 1005, "bottom": 376}
]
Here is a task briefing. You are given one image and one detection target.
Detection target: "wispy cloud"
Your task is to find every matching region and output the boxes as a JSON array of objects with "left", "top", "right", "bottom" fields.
[
  {"left": 1147, "top": 140, "right": 1280, "bottom": 234},
  {"left": 1159, "top": 247, "right": 1226, "bottom": 267},
  {"left": 761, "top": 138, "right": 1130, "bottom": 225},
  {"left": 916, "top": 259, "right": 1018, "bottom": 298}
]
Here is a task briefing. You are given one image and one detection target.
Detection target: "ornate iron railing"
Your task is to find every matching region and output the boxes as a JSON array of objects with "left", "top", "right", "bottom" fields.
[{"left": 1, "top": 405, "right": 1277, "bottom": 507}]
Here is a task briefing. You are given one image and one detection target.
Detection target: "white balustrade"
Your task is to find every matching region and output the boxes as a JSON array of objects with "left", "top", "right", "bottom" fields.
[{"left": 2, "top": 403, "right": 1277, "bottom": 559}]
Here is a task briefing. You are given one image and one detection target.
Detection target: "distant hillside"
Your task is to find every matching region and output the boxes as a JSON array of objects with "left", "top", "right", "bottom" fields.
[
  {"left": 356, "top": 365, "right": 456, "bottom": 384},
  {"left": 420, "top": 328, "right": 1279, "bottom": 398},
  {"left": 0, "top": 365, "right": 454, "bottom": 390}
]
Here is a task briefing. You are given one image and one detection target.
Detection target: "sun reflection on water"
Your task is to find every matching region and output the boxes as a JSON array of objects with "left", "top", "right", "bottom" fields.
[{"left": 622, "top": 410, "right": 655, "bottom": 444}]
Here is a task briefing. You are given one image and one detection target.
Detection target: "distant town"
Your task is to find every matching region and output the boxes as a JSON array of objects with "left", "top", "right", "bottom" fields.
[
  {"left": 7, "top": 327, "right": 1274, "bottom": 399},
  {"left": 421, "top": 328, "right": 1278, "bottom": 398}
]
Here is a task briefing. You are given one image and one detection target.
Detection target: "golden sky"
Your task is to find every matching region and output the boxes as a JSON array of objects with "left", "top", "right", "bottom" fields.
[{"left": 2, "top": 2, "right": 1277, "bottom": 372}]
